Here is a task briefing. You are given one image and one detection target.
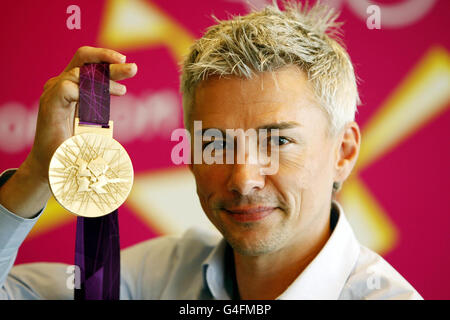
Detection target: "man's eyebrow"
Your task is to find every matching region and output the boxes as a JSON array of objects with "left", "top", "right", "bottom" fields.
[
  {"left": 257, "top": 121, "right": 302, "bottom": 131},
  {"left": 195, "top": 128, "right": 227, "bottom": 136},
  {"left": 194, "top": 122, "right": 302, "bottom": 136}
]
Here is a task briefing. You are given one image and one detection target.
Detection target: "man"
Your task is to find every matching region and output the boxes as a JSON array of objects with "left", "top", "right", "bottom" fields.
[{"left": 0, "top": 1, "right": 421, "bottom": 299}]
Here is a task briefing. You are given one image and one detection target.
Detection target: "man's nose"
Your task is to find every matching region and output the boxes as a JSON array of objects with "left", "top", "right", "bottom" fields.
[{"left": 226, "top": 163, "right": 265, "bottom": 195}]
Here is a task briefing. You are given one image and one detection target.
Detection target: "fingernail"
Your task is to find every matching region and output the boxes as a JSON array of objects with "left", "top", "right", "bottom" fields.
[{"left": 117, "top": 54, "right": 126, "bottom": 63}]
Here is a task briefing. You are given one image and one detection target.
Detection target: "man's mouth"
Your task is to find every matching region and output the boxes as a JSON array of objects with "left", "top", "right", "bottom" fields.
[{"left": 223, "top": 206, "right": 276, "bottom": 222}]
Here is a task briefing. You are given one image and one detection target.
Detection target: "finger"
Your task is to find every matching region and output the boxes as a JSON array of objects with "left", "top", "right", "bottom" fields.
[
  {"left": 51, "top": 79, "right": 125, "bottom": 111},
  {"left": 52, "top": 79, "right": 79, "bottom": 106},
  {"left": 58, "top": 67, "right": 80, "bottom": 83},
  {"left": 109, "top": 80, "right": 127, "bottom": 96},
  {"left": 110, "top": 63, "right": 138, "bottom": 81},
  {"left": 59, "top": 68, "right": 127, "bottom": 96},
  {"left": 43, "top": 76, "right": 58, "bottom": 91},
  {"left": 64, "top": 46, "right": 126, "bottom": 71},
  {"left": 61, "top": 64, "right": 137, "bottom": 82}
]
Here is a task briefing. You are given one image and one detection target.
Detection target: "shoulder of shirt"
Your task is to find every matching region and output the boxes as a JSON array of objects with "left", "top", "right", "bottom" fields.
[
  {"left": 340, "top": 244, "right": 423, "bottom": 300},
  {"left": 120, "top": 227, "right": 221, "bottom": 299},
  {"left": 121, "top": 226, "right": 221, "bottom": 260}
]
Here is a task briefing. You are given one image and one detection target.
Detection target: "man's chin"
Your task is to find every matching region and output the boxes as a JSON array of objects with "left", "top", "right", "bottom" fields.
[
  {"left": 227, "top": 238, "right": 278, "bottom": 256},
  {"left": 221, "top": 227, "right": 288, "bottom": 257}
]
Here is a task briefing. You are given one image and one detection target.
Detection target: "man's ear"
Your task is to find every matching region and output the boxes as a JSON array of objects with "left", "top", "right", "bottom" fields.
[{"left": 333, "top": 121, "right": 361, "bottom": 184}]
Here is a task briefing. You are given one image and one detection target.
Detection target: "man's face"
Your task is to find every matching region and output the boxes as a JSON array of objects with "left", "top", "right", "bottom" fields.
[{"left": 190, "top": 65, "right": 339, "bottom": 256}]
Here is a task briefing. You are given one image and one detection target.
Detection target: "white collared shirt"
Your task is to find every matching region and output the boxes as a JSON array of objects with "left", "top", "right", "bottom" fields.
[
  {"left": 0, "top": 168, "right": 422, "bottom": 299},
  {"left": 200, "top": 201, "right": 422, "bottom": 300}
]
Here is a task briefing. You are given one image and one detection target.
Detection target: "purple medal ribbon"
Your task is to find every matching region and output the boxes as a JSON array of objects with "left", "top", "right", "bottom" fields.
[{"left": 74, "top": 63, "right": 120, "bottom": 300}]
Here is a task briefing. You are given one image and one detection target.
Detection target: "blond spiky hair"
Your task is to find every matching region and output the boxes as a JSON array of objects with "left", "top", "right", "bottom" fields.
[{"left": 179, "top": 0, "right": 360, "bottom": 134}]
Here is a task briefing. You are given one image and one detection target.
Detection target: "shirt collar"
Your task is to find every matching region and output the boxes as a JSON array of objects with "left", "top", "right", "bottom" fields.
[
  {"left": 202, "top": 237, "right": 231, "bottom": 299},
  {"left": 201, "top": 200, "right": 360, "bottom": 300},
  {"left": 276, "top": 200, "right": 360, "bottom": 299}
]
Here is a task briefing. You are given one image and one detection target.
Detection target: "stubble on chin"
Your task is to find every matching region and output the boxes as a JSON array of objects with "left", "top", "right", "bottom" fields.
[{"left": 217, "top": 216, "right": 291, "bottom": 257}]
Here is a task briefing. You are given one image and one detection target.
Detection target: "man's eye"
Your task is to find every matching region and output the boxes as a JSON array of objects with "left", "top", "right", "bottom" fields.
[
  {"left": 269, "top": 136, "right": 291, "bottom": 146},
  {"left": 203, "top": 140, "right": 227, "bottom": 150},
  {"left": 214, "top": 140, "right": 227, "bottom": 150}
]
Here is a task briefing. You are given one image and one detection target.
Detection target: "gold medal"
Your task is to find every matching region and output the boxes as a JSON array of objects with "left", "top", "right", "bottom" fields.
[{"left": 49, "top": 118, "right": 134, "bottom": 217}]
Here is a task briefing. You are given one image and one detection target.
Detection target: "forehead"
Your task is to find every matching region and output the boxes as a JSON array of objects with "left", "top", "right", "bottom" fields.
[{"left": 192, "top": 65, "right": 323, "bottom": 130}]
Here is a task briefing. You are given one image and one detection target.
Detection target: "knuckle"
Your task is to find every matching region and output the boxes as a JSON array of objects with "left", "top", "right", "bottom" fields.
[
  {"left": 77, "top": 45, "right": 89, "bottom": 52},
  {"left": 76, "top": 45, "right": 91, "bottom": 57},
  {"left": 58, "top": 79, "right": 73, "bottom": 91},
  {"left": 68, "top": 67, "right": 80, "bottom": 78},
  {"left": 43, "top": 77, "right": 57, "bottom": 90},
  {"left": 100, "top": 48, "right": 111, "bottom": 56}
]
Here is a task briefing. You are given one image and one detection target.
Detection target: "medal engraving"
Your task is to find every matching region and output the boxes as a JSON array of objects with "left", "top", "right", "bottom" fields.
[{"left": 49, "top": 133, "right": 133, "bottom": 217}]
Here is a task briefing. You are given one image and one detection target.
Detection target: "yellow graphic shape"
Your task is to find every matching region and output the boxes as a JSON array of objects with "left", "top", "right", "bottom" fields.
[
  {"left": 98, "top": 0, "right": 194, "bottom": 62},
  {"left": 357, "top": 47, "right": 450, "bottom": 169},
  {"left": 339, "top": 175, "right": 398, "bottom": 253},
  {"left": 28, "top": 197, "right": 74, "bottom": 239},
  {"left": 340, "top": 47, "right": 450, "bottom": 253},
  {"left": 127, "top": 167, "right": 220, "bottom": 237}
]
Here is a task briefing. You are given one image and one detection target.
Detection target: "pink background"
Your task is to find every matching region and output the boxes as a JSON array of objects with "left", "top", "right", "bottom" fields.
[{"left": 0, "top": 0, "right": 449, "bottom": 299}]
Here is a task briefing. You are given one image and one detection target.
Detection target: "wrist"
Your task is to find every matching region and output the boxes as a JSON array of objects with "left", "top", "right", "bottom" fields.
[
  {"left": 20, "top": 151, "right": 51, "bottom": 187},
  {"left": 0, "top": 159, "right": 51, "bottom": 218}
]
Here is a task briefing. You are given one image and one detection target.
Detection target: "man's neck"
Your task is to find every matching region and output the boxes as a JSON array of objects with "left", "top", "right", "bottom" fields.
[{"left": 233, "top": 209, "right": 332, "bottom": 300}]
